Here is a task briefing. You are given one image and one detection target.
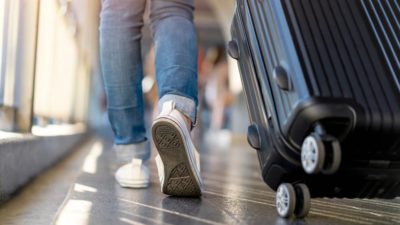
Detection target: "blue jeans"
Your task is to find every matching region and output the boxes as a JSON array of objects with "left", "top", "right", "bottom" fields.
[{"left": 99, "top": 0, "right": 198, "bottom": 154}]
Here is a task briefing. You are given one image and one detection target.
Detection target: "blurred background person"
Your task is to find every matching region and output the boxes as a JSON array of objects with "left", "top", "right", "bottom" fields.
[{"left": 201, "top": 47, "right": 235, "bottom": 149}]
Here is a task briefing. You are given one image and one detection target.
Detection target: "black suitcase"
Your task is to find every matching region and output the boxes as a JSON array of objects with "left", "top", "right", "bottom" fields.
[{"left": 228, "top": 0, "right": 400, "bottom": 218}]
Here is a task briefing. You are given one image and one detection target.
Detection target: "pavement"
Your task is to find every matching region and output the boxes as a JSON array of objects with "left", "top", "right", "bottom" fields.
[{"left": 0, "top": 134, "right": 400, "bottom": 225}]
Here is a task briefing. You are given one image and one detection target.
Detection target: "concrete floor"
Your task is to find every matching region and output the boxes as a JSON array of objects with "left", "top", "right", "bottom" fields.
[{"left": 1, "top": 135, "right": 400, "bottom": 225}]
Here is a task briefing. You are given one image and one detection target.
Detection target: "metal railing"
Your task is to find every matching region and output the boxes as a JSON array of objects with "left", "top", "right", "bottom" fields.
[
  {"left": 0, "top": 0, "right": 100, "bottom": 132},
  {"left": 0, "top": 0, "right": 40, "bottom": 132}
]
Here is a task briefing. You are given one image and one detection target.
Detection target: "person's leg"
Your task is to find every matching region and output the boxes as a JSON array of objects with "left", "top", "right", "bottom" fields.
[
  {"left": 150, "top": 0, "right": 202, "bottom": 197},
  {"left": 99, "top": 0, "right": 148, "bottom": 149},
  {"left": 99, "top": 0, "right": 150, "bottom": 188},
  {"left": 150, "top": 0, "right": 198, "bottom": 125}
]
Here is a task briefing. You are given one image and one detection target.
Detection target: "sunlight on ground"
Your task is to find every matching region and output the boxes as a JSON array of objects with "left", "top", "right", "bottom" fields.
[
  {"left": 82, "top": 141, "right": 103, "bottom": 174},
  {"left": 74, "top": 183, "right": 97, "bottom": 193},
  {"left": 55, "top": 200, "right": 92, "bottom": 225},
  {"left": 119, "top": 217, "right": 145, "bottom": 225},
  {"left": 54, "top": 141, "right": 103, "bottom": 225}
]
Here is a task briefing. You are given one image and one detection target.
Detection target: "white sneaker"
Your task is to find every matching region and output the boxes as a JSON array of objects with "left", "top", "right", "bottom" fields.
[
  {"left": 152, "top": 101, "right": 203, "bottom": 197},
  {"left": 113, "top": 143, "right": 150, "bottom": 188},
  {"left": 115, "top": 158, "right": 150, "bottom": 188}
]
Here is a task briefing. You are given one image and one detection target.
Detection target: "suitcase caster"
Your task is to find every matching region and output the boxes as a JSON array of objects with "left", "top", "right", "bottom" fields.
[
  {"left": 301, "top": 134, "right": 341, "bottom": 174},
  {"left": 276, "top": 183, "right": 311, "bottom": 218},
  {"left": 294, "top": 184, "right": 311, "bottom": 218},
  {"left": 321, "top": 137, "right": 341, "bottom": 175}
]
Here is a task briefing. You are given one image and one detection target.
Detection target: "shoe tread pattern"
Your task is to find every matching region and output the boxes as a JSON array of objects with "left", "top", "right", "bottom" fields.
[
  {"left": 153, "top": 120, "right": 201, "bottom": 197},
  {"left": 154, "top": 125, "right": 180, "bottom": 150},
  {"left": 166, "top": 163, "right": 201, "bottom": 197}
]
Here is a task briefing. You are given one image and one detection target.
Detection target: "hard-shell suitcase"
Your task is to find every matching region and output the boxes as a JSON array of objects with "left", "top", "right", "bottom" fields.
[{"left": 228, "top": 0, "right": 400, "bottom": 218}]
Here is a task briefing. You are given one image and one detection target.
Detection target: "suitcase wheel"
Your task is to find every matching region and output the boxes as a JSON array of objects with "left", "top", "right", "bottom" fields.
[
  {"left": 321, "top": 139, "right": 341, "bottom": 175},
  {"left": 301, "top": 134, "right": 341, "bottom": 175},
  {"left": 276, "top": 183, "right": 311, "bottom": 218},
  {"left": 294, "top": 183, "right": 311, "bottom": 218}
]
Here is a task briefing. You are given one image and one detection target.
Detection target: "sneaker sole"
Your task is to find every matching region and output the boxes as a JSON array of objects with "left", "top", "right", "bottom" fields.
[
  {"left": 152, "top": 119, "right": 201, "bottom": 197},
  {"left": 117, "top": 180, "right": 150, "bottom": 189}
]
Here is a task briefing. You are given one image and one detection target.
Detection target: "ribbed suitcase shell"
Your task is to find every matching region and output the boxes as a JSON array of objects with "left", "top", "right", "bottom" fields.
[
  {"left": 243, "top": 0, "right": 400, "bottom": 149},
  {"left": 281, "top": 0, "right": 400, "bottom": 159},
  {"left": 284, "top": 0, "right": 400, "bottom": 130},
  {"left": 231, "top": 0, "right": 400, "bottom": 198}
]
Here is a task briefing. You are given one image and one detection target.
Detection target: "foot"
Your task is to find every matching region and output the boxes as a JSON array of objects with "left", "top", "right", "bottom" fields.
[
  {"left": 115, "top": 158, "right": 150, "bottom": 188},
  {"left": 152, "top": 101, "right": 202, "bottom": 197},
  {"left": 113, "top": 143, "right": 150, "bottom": 188}
]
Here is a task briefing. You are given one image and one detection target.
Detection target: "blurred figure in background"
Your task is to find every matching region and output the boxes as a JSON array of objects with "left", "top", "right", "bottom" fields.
[
  {"left": 99, "top": 0, "right": 203, "bottom": 197},
  {"left": 201, "top": 47, "right": 235, "bottom": 149}
]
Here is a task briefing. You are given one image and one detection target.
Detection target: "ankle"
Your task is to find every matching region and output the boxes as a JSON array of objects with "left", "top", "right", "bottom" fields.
[
  {"left": 178, "top": 111, "right": 192, "bottom": 131},
  {"left": 158, "top": 100, "right": 194, "bottom": 131}
]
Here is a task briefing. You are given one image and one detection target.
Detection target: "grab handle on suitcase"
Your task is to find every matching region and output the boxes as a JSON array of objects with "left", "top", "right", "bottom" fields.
[
  {"left": 227, "top": 40, "right": 240, "bottom": 60},
  {"left": 273, "top": 66, "right": 292, "bottom": 91},
  {"left": 247, "top": 124, "right": 261, "bottom": 150}
]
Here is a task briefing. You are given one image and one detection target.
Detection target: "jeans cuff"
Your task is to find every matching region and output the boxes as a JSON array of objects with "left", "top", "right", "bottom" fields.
[
  {"left": 158, "top": 94, "right": 197, "bottom": 126},
  {"left": 113, "top": 140, "right": 151, "bottom": 162}
]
